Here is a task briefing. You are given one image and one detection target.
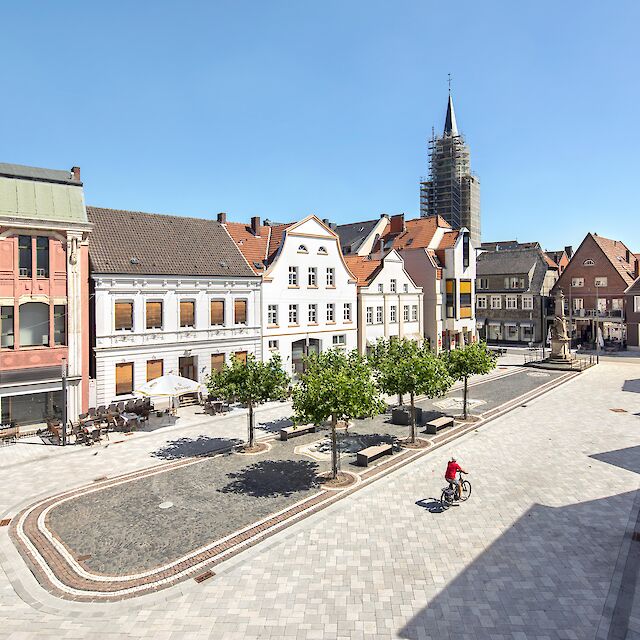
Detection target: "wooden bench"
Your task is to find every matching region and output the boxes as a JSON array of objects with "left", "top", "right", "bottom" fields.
[
  {"left": 425, "top": 416, "right": 454, "bottom": 435},
  {"left": 279, "top": 424, "right": 317, "bottom": 441},
  {"left": 0, "top": 426, "right": 18, "bottom": 445},
  {"left": 356, "top": 443, "right": 393, "bottom": 467}
]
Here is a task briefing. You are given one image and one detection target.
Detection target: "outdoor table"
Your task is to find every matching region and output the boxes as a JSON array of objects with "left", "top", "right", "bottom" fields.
[
  {"left": 83, "top": 424, "right": 100, "bottom": 443},
  {"left": 121, "top": 412, "right": 140, "bottom": 429}
]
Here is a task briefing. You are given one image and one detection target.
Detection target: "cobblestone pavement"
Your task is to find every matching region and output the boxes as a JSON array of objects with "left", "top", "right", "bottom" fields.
[{"left": 1, "top": 360, "right": 639, "bottom": 638}]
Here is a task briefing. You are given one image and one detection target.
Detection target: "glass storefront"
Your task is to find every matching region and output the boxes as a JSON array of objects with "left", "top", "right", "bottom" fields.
[{"left": 0, "top": 391, "right": 63, "bottom": 427}]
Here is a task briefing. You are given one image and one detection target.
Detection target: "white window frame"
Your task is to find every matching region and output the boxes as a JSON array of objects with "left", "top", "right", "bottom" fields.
[
  {"left": 268, "top": 339, "right": 279, "bottom": 350},
  {"left": 522, "top": 296, "right": 533, "bottom": 310},
  {"left": 308, "top": 304, "right": 317, "bottom": 323},
  {"left": 376, "top": 306, "right": 383, "bottom": 324},
  {"left": 595, "top": 277, "right": 608, "bottom": 287},
  {"left": 390, "top": 305, "right": 397, "bottom": 322},
  {"left": 378, "top": 283, "right": 383, "bottom": 293},
  {"left": 490, "top": 296, "right": 502, "bottom": 310},
  {"left": 288, "top": 304, "right": 298, "bottom": 325},
  {"left": 344, "top": 303, "right": 352, "bottom": 322},
  {"left": 332, "top": 334, "right": 346, "bottom": 347},
  {"left": 635, "top": 296, "right": 640, "bottom": 312},
  {"left": 571, "top": 277, "right": 584, "bottom": 287},
  {"left": 366, "top": 307, "right": 373, "bottom": 324},
  {"left": 390, "top": 279, "right": 397, "bottom": 293},
  {"left": 411, "top": 305, "right": 418, "bottom": 321},
  {"left": 326, "top": 268, "right": 335, "bottom": 287},
  {"left": 506, "top": 296, "right": 518, "bottom": 310},
  {"left": 267, "top": 304, "right": 278, "bottom": 326},
  {"left": 478, "top": 278, "right": 488, "bottom": 290},
  {"left": 308, "top": 267, "right": 317, "bottom": 287},
  {"left": 326, "top": 303, "right": 335, "bottom": 322},
  {"left": 476, "top": 295, "right": 487, "bottom": 309},
  {"left": 288, "top": 266, "right": 298, "bottom": 286},
  {"left": 403, "top": 305, "right": 409, "bottom": 321}
]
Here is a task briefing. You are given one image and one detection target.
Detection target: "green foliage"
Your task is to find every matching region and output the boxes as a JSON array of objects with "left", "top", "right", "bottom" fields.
[
  {"left": 368, "top": 338, "right": 453, "bottom": 400},
  {"left": 292, "top": 349, "right": 385, "bottom": 427},
  {"left": 446, "top": 341, "right": 497, "bottom": 382},
  {"left": 206, "top": 353, "right": 289, "bottom": 406}
]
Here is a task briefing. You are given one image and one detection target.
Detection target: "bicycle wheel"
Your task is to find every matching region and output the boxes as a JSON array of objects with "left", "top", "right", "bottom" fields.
[
  {"left": 440, "top": 489, "right": 452, "bottom": 510},
  {"left": 459, "top": 480, "right": 472, "bottom": 501}
]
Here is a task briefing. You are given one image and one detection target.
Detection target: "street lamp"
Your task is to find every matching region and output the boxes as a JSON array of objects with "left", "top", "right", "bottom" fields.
[
  {"left": 61, "top": 357, "right": 68, "bottom": 446},
  {"left": 595, "top": 284, "right": 600, "bottom": 364}
]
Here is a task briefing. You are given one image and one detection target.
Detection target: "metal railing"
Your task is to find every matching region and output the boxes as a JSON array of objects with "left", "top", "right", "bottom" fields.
[{"left": 523, "top": 348, "right": 594, "bottom": 370}]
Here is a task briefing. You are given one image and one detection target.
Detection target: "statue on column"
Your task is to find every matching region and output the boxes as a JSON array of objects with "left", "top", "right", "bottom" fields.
[{"left": 549, "top": 289, "right": 571, "bottom": 361}]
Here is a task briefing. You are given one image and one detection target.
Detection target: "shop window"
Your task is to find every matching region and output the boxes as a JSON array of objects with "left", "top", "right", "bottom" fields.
[
  {"left": 19, "top": 302, "right": 49, "bottom": 346},
  {"left": 1, "top": 306, "right": 14, "bottom": 348},
  {"left": 53, "top": 305, "right": 66, "bottom": 345},
  {"left": 115, "top": 362, "right": 134, "bottom": 396}
]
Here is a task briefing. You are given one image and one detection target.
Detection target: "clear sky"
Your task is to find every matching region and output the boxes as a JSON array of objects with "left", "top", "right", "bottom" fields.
[{"left": 3, "top": 1, "right": 639, "bottom": 251}]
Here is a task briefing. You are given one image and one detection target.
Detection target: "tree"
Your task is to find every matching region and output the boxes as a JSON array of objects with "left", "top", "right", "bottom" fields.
[
  {"left": 446, "top": 341, "right": 497, "bottom": 419},
  {"left": 207, "top": 353, "right": 289, "bottom": 449},
  {"left": 369, "top": 338, "right": 453, "bottom": 443},
  {"left": 292, "top": 349, "right": 385, "bottom": 479}
]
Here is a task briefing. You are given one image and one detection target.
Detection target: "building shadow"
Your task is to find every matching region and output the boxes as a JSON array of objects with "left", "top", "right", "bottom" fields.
[
  {"left": 622, "top": 379, "right": 640, "bottom": 394},
  {"left": 397, "top": 489, "right": 638, "bottom": 639},
  {"left": 219, "top": 459, "right": 319, "bottom": 498},
  {"left": 590, "top": 444, "right": 640, "bottom": 475},
  {"left": 151, "top": 435, "right": 242, "bottom": 460}
]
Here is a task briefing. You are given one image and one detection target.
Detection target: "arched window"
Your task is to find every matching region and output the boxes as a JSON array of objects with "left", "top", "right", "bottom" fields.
[
  {"left": 297, "top": 245, "right": 308, "bottom": 253},
  {"left": 583, "top": 259, "right": 595, "bottom": 266},
  {"left": 19, "top": 302, "right": 49, "bottom": 346},
  {"left": 318, "top": 246, "right": 328, "bottom": 255}
]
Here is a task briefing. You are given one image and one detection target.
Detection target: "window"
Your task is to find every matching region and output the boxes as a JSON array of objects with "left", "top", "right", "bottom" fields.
[
  {"left": 463, "top": 233, "right": 470, "bottom": 269},
  {"left": 210, "top": 300, "right": 225, "bottom": 326},
  {"left": 366, "top": 307, "right": 373, "bottom": 324},
  {"left": 36, "top": 236, "right": 49, "bottom": 277},
  {"left": 573, "top": 298, "right": 583, "bottom": 310},
  {"left": 146, "top": 301, "right": 163, "bottom": 329},
  {"left": 53, "top": 305, "right": 66, "bottom": 345},
  {"left": 477, "top": 278, "right": 488, "bottom": 290},
  {"left": 318, "top": 246, "right": 327, "bottom": 255},
  {"left": 297, "top": 244, "right": 308, "bottom": 253},
  {"left": 571, "top": 277, "right": 584, "bottom": 287},
  {"left": 115, "top": 301, "right": 133, "bottom": 331},
  {"left": 403, "top": 283, "right": 409, "bottom": 293},
  {"left": 289, "top": 266, "right": 298, "bottom": 286},
  {"left": 115, "top": 362, "right": 134, "bottom": 396},
  {"left": 211, "top": 353, "right": 225, "bottom": 373},
  {"left": 267, "top": 304, "right": 278, "bottom": 325},
  {"left": 268, "top": 339, "right": 279, "bottom": 350},
  {"left": 378, "top": 283, "right": 383, "bottom": 293},
  {"left": 491, "top": 296, "right": 502, "bottom": 309},
  {"left": 333, "top": 334, "right": 346, "bottom": 347},
  {"left": 234, "top": 299, "right": 247, "bottom": 324},
  {"left": 594, "top": 277, "right": 607, "bottom": 287},
  {"left": 180, "top": 301, "right": 195, "bottom": 327},
  {"left": 327, "top": 303, "right": 335, "bottom": 322},
  {"left": 612, "top": 298, "right": 623, "bottom": 311},
  {"left": 476, "top": 295, "right": 487, "bottom": 309},
  {"left": 344, "top": 303, "right": 352, "bottom": 321},
  {"left": 376, "top": 306, "right": 383, "bottom": 324},
  {"left": 522, "top": 296, "right": 533, "bottom": 310},
  {"left": 635, "top": 296, "right": 640, "bottom": 312},
  {"left": 308, "top": 267, "right": 317, "bottom": 286},
  {"left": 326, "top": 268, "right": 335, "bottom": 287},
  {"left": 18, "top": 235, "right": 31, "bottom": 278},
  {"left": 506, "top": 325, "right": 519, "bottom": 340},
  {"left": 583, "top": 259, "right": 595, "bottom": 266},
  {"left": 289, "top": 304, "right": 298, "bottom": 324},
  {"left": 505, "top": 277, "right": 525, "bottom": 289},
  {"left": 1, "top": 306, "right": 14, "bottom": 348},
  {"left": 234, "top": 351, "right": 248, "bottom": 364},
  {"left": 460, "top": 280, "right": 472, "bottom": 318},
  {"left": 146, "top": 359, "right": 163, "bottom": 381},
  {"left": 403, "top": 305, "right": 410, "bottom": 321},
  {"left": 390, "top": 305, "right": 397, "bottom": 322},
  {"left": 308, "top": 304, "right": 317, "bottom": 323},
  {"left": 522, "top": 325, "right": 534, "bottom": 339},
  {"left": 390, "top": 279, "right": 397, "bottom": 293},
  {"left": 506, "top": 296, "right": 518, "bottom": 310},
  {"left": 411, "top": 305, "right": 418, "bottom": 321},
  {"left": 18, "top": 302, "right": 49, "bottom": 347},
  {"left": 446, "top": 279, "right": 456, "bottom": 319}
]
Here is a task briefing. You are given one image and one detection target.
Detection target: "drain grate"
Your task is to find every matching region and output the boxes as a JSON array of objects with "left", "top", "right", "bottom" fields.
[
  {"left": 0, "top": 518, "right": 11, "bottom": 527},
  {"left": 610, "top": 408, "right": 628, "bottom": 413},
  {"left": 194, "top": 570, "right": 215, "bottom": 583}
]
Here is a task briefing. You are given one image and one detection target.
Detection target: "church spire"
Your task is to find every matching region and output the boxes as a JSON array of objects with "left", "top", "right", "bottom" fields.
[{"left": 444, "top": 92, "right": 458, "bottom": 137}]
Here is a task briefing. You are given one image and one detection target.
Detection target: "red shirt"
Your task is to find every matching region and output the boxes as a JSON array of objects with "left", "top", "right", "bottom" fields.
[{"left": 445, "top": 461, "right": 462, "bottom": 480}]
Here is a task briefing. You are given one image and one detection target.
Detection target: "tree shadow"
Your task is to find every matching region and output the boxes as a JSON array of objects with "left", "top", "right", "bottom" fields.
[
  {"left": 622, "top": 379, "right": 640, "bottom": 394},
  {"left": 415, "top": 498, "right": 446, "bottom": 514},
  {"left": 151, "top": 435, "right": 242, "bottom": 460},
  {"left": 257, "top": 417, "right": 294, "bottom": 434},
  {"left": 219, "top": 459, "right": 320, "bottom": 497},
  {"left": 313, "top": 432, "right": 400, "bottom": 456}
]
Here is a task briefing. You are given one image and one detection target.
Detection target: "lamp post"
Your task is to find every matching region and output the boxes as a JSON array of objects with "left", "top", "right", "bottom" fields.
[
  {"left": 61, "top": 357, "right": 68, "bottom": 446},
  {"left": 595, "top": 284, "right": 600, "bottom": 364}
]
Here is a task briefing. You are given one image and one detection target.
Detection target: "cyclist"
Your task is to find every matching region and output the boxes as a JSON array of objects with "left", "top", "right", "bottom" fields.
[{"left": 445, "top": 456, "right": 467, "bottom": 500}]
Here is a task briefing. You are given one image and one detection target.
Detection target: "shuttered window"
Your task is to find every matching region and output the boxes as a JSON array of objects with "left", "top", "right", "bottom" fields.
[
  {"left": 115, "top": 302, "right": 133, "bottom": 330},
  {"left": 210, "top": 300, "right": 225, "bottom": 326},
  {"left": 460, "top": 280, "right": 472, "bottom": 318},
  {"left": 180, "top": 301, "right": 195, "bottom": 327},
  {"left": 115, "top": 362, "right": 134, "bottom": 395},
  {"left": 234, "top": 351, "right": 248, "bottom": 364},
  {"left": 234, "top": 300, "right": 247, "bottom": 325},
  {"left": 146, "top": 359, "right": 163, "bottom": 381},
  {"left": 211, "top": 353, "right": 225, "bottom": 373},
  {"left": 146, "top": 301, "right": 162, "bottom": 329}
]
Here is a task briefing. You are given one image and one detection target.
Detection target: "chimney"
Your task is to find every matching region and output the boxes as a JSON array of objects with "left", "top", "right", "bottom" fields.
[
  {"left": 635, "top": 257, "right": 640, "bottom": 279},
  {"left": 626, "top": 248, "right": 631, "bottom": 263},
  {"left": 389, "top": 214, "right": 405, "bottom": 234},
  {"left": 250, "top": 216, "right": 261, "bottom": 236},
  {"left": 70, "top": 166, "right": 81, "bottom": 181},
  {"left": 322, "top": 218, "right": 330, "bottom": 226},
  {"left": 217, "top": 212, "right": 227, "bottom": 224},
  {"left": 564, "top": 245, "right": 573, "bottom": 258}
]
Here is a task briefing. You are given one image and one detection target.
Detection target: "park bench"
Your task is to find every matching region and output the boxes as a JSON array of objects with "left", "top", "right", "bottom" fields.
[
  {"left": 424, "top": 416, "right": 454, "bottom": 435},
  {"left": 279, "top": 424, "right": 317, "bottom": 441},
  {"left": 0, "top": 425, "right": 18, "bottom": 445},
  {"left": 356, "top": 443, "right": 393, "bottom": 467}
]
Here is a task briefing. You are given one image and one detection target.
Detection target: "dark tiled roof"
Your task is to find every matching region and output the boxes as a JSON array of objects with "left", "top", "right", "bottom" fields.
[
  {"left": 335, "top": 219, "right": 380, "bottom": 254},
  {"left": 476, "top": 248, "right": 540, "bottom": 276},
  {"left": 87, "top": 206, "right": 255, "bottom": 277},
  {"left": 0, "top": 163, "right": 80, "bottom": 185},
  {"left": 625, "top": 276, "right": 640, "bottom": 294}
]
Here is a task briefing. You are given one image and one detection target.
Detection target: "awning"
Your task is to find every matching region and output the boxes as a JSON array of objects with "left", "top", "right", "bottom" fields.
[
  {"left": 488, "top": 321, "right": 501, "bottom": 327},
  {"left": 504, "top": 322, "right": 518, "bottom": 327},
  {"left": 519, "top": 321, "right": 534, "bottom": 327}
]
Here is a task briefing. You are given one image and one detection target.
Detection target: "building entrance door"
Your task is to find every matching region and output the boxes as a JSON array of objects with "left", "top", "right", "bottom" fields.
[
  {"left": 178, "top": 356, "right": 197, "bottom": 381},
  {"left": 291, "top": 338, "right": 321, "bottom": 375}
]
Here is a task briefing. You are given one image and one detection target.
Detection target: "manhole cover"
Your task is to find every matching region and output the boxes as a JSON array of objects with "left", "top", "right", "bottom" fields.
[{"left": 158, "top": 501, "right": 174, "bottom": 509}]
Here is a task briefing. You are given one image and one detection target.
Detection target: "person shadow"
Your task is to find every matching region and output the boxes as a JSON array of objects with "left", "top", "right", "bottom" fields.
[{"left": 415, "top": 498, "right": 451, "bottom": 513}]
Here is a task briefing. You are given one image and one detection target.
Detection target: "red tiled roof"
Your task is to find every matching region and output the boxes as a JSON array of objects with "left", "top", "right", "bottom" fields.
[
  {"left": 343, "top": 256, "right": 382, "bottom": 286},
  {"left": 436, "top": 230, "right": 459, "bottom": 250},
  {"left": 224, "top": 222, "right": 271, "bottom": 274},
  {"left": 266, "top": 224, "right": 291, "bottom": 263},
  {"left": 591, "top": 234, "right": 638, "bottom": 286},
  {"left": 382, "top": 215, "right": 451, "bottom": 250},
  {"left": 543, "top": 253, "right": 559, "bottom": 269}
]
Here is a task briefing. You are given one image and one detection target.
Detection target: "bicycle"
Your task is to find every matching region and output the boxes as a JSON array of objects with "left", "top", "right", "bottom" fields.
[{"left": 440, "top": 471, "right": 471, "bottom": 510}]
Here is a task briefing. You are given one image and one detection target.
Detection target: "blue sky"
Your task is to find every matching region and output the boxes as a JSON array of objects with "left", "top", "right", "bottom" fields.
[{"left": 3, "top": 1, "right": 639, "bottom": 251}]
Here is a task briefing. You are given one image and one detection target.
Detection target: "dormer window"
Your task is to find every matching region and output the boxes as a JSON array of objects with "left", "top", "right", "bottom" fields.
[
  {"left": 298, "top": 245, "right": 308, "bottom": 253},
  {"left": 318, "top": 246, "right": 328, "bottom": 255},
  {"left": 583, "top": 259, "right": 595, "bottom": 266}
]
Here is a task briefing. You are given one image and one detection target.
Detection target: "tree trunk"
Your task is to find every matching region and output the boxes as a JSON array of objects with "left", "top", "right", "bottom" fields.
[
  {"left": 331, "top": 415, "right": 339, "bottom": 480},
  {"left": 463, "top": 377, "right": 468, "bottom": 420},
  {"left": 398, "top": 393, "right": 403, "bottom": 407},
  {"left": 248, "top": 401, "right": 255, "bottom": 448},
  {"left": 410, "top": 391, "right": 416, "bottom": 443}
]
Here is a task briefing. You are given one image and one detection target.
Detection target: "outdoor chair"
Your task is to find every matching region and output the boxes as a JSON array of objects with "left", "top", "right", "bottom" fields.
[
  {"left": 116, "top": 402, "right": 125, "bottom": 412},
  {"left": 88, "top": 407, "right": 97, "bottom": 417}
]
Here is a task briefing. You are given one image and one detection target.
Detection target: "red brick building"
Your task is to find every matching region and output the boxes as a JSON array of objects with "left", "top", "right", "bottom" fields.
[{"left": 551, "top": 233, "right": 639, "bottom": 347}]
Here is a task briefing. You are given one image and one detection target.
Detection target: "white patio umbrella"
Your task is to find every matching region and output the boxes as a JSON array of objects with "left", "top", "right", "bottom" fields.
[{"left": 135, "top": 374, "right": 204, "bottom": 411}]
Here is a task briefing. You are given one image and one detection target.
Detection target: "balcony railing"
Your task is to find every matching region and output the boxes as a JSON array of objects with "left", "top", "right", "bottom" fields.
[{"left": 569, "top": 308, "right": 623, "bottom": 319}]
